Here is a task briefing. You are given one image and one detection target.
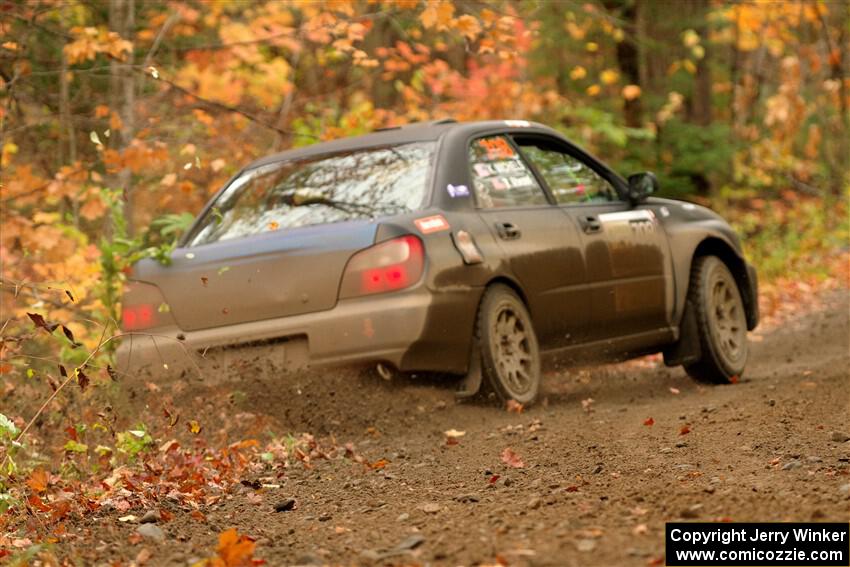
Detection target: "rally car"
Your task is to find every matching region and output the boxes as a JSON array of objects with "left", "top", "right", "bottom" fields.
[{"left": 118, "top": 119, "right": 758, "bottom": 404}]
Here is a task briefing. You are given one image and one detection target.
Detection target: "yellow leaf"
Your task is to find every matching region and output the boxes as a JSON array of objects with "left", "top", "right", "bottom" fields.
[
  {"left": 454, "top": 15, "right": 481, "bottom": 40},
  {"left": 586, "top": 84, "right": 601, "bottom": 96},
  {"left": 600, "top": 69, "right": 619, "bottom": 85},
  {"left": 2, "top": 142, "right": 18, "bottom": 167},
  {"left": 33, "top": 212, "right": 59, "bottom": 225},
  {"left": 682, "top": 29, "right": 700, "bottom": 48},
  {"left": 622, "top": 84, "right": 642, "bottom": 100},
  {"left": 569, "top": 66, "right": 587, "bottom": 80},
  {"left": 420, "top": 2, "right": 454, "bottom": 30}
]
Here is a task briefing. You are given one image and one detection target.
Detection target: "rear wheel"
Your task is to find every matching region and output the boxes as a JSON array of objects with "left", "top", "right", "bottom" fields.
[
  {"left": 476, "top": 285, "right": 540, "bottom": 404},
  {"left": 685, "top": 256, "right": 748, "bottom": 383}
]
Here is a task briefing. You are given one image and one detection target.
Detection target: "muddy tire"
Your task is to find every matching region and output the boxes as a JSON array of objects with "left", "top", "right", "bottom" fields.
[
  {"left": 476, "top": 284, "right": 540, "bottom": 404},
  {"left": 685, "top": 256, "right": 748, "bottom": 383}
]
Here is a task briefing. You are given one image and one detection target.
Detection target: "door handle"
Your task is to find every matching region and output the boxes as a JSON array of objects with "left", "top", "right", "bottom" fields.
[
  {"left": 579, "top": 215, "right": 602, "bottom": 234},
  {"left": 495, "top": 221, "right": 521, "bottom": 240}
]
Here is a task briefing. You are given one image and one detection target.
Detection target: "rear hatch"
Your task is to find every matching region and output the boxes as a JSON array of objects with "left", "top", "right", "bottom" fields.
[
  {"left": 130, "top": 140, "right": 435, "bottom": 332},
  {"left": 132, "top": 221, "right": 378, "bottom": 332}
]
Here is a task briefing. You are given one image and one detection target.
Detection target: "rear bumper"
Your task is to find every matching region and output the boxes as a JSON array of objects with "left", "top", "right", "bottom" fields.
[{"left": 116, "top": 286, "right": 480, "bottom": 375}]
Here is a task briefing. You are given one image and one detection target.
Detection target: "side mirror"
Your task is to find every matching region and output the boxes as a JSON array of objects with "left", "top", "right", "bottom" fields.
[{"left": 627, "top": 172, "right": 658, "bottom": 205}]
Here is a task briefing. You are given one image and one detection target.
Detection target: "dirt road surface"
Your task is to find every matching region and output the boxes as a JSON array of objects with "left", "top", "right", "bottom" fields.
[{"left": 87, "top": 289, "right": 849, "bottom": 566}]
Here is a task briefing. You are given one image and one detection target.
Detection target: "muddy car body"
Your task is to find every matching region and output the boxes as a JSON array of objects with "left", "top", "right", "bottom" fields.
[{"left": 118, "top": 119, "right": 758, "bottom": 403}]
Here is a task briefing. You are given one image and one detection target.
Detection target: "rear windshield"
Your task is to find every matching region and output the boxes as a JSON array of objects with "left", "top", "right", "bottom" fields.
[{"left": 187, "top": 142, "right": 435, "bottom": 246}]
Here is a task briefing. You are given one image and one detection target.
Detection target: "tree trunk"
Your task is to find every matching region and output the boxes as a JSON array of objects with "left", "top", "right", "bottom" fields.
[
  {"left": 688, "top": 0, "right": 712, "bottom": 127},
  {"left": 603, "top": 0, "right": 643, "bottom": 128},
  {"left": 109, "top": 0, "right": 136, "bottom": 234}
]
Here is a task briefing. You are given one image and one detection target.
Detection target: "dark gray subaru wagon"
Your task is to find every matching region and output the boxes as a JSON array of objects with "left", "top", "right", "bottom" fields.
[{"left": 118, "top": 119, "right": 758, "bottom": 404}]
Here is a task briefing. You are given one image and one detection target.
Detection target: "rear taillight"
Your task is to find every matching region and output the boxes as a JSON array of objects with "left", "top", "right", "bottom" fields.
[
  {"left": 339, "top": 235, "right": 424, "bottom": 299},
  {"left": 122, "top": 303, "right": 155, "bottom": 330}
]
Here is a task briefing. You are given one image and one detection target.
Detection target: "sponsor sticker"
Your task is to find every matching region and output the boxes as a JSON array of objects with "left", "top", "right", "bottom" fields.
[
  {"left": 474, "top": 163, "right": 494, "bottom": 177},
  {"left": 477, "top": 137, "right": 516, "bottom": 160},
  {"left": 446, "top": 184, "right": 470, "bottom": 198},
  {"left": 504, "top": 120, "right": 531, "bottom": 127},
  {"left": 598, "top": 209, "right": 656, "bottom": 223},
  {"left": 414, "top": 214, "right": 450, "bottom": 234}
]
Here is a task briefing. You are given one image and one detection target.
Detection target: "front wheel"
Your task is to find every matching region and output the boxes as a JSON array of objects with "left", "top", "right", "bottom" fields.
[
  {"left": 685, "top": 256, "right": 749, "bottom": 383},
  {"left": 476, "top": 285, "right": 541, "bottom": 405}
]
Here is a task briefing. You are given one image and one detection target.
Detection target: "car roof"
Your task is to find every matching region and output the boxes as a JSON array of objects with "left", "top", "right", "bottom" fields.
[{"left": 248, "top": 119, "right": 557, "bottom": 168}]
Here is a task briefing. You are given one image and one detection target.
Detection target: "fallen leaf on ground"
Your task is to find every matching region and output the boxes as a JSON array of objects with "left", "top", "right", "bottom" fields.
[
  {"left": 501, "top": 447, "right": 525, "bottom": 468},
  {"left": 669, "top": 387, "right": 680, "bottom": 395},
  {"left": 680, "top": 425, "right": 691, "bottom": 435},
  {"left": 26, "top": 469, "right": 49, "bottom": 493},
  {"left": 215, "top": 528, "right": 257, "bottom": 567},
  {"left": 643, "top": 417, "right": 655, "bottom": 426},
  {"left": 506, "top": 399, "right": 524, "bottom": 413}
]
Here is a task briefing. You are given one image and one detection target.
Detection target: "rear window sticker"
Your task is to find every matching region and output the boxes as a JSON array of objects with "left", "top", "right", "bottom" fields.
[
  {"left": 493, "top": 160, "right": 524, "bottom": 174},
  {"left": 489, "top": 177, "right": 509, "bottom": 191},
  {"left": 414, "top": 214, "right": 450, "bottom": 234},
  {"left": 478, "top": 137, "right": 516, "bottom": 160},
  {"left": 447, "top": 184, "right": 470, "bottom": 198},
  {"left": 474, "top": 163, "right": 494, "bottom": 177},
  {"left": 508, "top": 174, "right": 536, "bottom": 188}
]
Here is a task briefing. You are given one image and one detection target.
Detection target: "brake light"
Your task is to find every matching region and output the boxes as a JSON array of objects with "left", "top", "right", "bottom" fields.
[
  {"left": 122, "top": 304, "right": 155, "bottom": 330},
  {"left": 339, "top": 235, "right": 424, "bottom": 298}
]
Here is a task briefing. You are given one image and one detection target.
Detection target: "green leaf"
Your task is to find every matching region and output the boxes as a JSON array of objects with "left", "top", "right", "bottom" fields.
[
  {"left": 0, "top": 413, "right": 19, "bottom": 439},
  {"left": 63, "top": 440, "right": 88, "bottom": 453},
  {"left": 116, "top": 427, "right": 153, "bottom": 458}
]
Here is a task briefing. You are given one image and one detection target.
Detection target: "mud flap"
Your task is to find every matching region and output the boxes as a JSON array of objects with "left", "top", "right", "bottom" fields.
[
  {"left": 663, "top": 299, "right": 702, "bottom": 367},
  {"left": 455, "top": 344, "right": 483, "bottom": 399}
]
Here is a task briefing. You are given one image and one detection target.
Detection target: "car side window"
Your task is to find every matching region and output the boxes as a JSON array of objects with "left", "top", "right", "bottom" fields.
[
  {"left": 516, "top": 141, "right": 616, "bottom": 205},
  {"left": 468, "top": 135, "right": 549, "bottom": 208}
]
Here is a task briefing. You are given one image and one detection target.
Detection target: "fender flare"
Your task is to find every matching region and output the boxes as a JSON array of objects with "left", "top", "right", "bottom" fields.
[{"left": 667, "top": 224, "right": 759, "bottom": 332}]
